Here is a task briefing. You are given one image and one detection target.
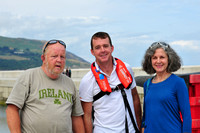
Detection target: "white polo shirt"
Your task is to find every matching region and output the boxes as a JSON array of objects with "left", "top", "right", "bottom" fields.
[{"left": 79, "top": 59, "right": 137, "bottom": 133}]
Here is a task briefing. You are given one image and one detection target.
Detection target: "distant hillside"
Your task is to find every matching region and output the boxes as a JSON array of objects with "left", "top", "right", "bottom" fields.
[{"left": 0, "top": 36, "right": 90, "bottom": 70}]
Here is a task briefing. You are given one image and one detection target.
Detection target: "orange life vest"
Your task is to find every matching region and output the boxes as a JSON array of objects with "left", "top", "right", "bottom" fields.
[
  {"left": 91, "top": 58, "right": 133, "bottom": 92},
  {"left": 91, "top": 59, "right": 139, "bottom": 132}
]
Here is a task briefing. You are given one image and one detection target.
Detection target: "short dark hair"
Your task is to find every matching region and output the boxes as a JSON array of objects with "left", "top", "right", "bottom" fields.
[
  {"left": 142, "top": 41, "right": 182, "bottom": 74},
  {"left": 90, "top": 32, "right": 112, "bottom": 50}
]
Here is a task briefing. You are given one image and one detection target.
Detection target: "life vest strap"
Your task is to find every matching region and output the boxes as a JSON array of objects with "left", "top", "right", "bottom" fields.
[
  {"left": 93, "top": 84, "right": 124, "bottom": 102},
  {"left": 121, "top": 89, "right": 140, "bottom": 133}
]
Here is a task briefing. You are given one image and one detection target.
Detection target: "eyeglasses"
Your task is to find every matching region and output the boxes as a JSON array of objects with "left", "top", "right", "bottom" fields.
[
  {"left": 150, "top": 42, "right": 169, "bottom": 49},
  {"left": 43, "top": 40, "right": 66, "bottom": 53}
]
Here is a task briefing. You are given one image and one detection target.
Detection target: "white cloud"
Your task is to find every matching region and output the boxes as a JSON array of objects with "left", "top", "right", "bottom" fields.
[
  {"left": 170, "top": 40, "right": 200, "bottom": 50},
  {"left": 0, "top": 12, "right": 104, "bottom": 39}
]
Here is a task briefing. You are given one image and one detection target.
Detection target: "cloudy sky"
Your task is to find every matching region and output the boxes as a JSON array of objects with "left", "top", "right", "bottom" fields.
[{"left": 1, "top": 0, "right": 200, "bottom": 67}]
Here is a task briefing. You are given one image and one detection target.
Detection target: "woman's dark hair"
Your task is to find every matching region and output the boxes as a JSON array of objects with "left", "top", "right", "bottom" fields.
[
  {"left": 142, "top": 41, "right": 182, "bottom": 74},
  {"left": 90, "top": 32, "right": 112, "bottom": 50}
]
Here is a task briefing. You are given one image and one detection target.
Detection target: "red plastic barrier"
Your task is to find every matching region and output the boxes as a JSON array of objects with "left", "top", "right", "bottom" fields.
[
  {"left": 192, "top": 119, "right": 200, "bottom": 133},
  {"left": 189, "top": 74, "right": 200, "bottom": 132},
  {"left": 193, "top": 119, "right": 200, "bottom": 128},
  {"left": 190, "top": 97, "right": 200, "bottom": 119},
  {"left": 190, "top": 84, "right": 200, "bottom": 97},
  {"left": 189, "top": 74, "right": 200, "bottom": 97},
  {"left": 192, "top": 129, "right": 200, "bottom": 133},
  {"left": 190, "top": 74, "right": 200, "bottom": 84}
]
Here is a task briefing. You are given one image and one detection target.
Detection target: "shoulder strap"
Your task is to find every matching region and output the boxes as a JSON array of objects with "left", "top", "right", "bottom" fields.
[
  {"left": 142, "top": 77, "right": 152, "bottom": 128},
  {"left": 93, "top": 84, "right": 124, "bottom": 102},
  {"left": 121, "top": 89, "right": 140, "bottom": 133},
  {"left": 93, "top": 91, "right": 110, "bottom": 102},
  {"left": 145, "top": 78, "right": 152, "bottom": 96}
]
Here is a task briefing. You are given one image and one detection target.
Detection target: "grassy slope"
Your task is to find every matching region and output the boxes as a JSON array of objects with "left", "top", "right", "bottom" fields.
[{"left": 0, "top": 36, "right": 90, "bottom": 69}]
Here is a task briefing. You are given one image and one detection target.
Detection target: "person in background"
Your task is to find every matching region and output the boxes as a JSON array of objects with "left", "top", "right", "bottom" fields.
[
  {"left": 79, "top": 32, "right": 142, "bottom": 133},
  {"left": 69, "top": 67, "right": 71, "bottom": 78},
  {"left": 141, "top": 42, "right": 192, "bottom": 133},
  {"left": 65, "top": 66, "right": 69, "bottom": 76},
  {"left": 6, "top": 40, "right": 85, "bottom": 133}
]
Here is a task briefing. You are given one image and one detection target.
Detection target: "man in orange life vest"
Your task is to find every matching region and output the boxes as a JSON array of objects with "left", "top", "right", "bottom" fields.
[{"left": 79, "top": 32, "right": 142, "bottom": 133}]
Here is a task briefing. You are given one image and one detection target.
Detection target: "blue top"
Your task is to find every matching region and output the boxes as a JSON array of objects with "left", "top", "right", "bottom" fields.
[{"left": 142, "top": 74, "right": 192, "bottom": 133}]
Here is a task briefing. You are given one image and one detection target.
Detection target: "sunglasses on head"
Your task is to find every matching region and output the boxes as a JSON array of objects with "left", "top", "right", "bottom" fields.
[
  {"left": 150, "top": 42, "right": 169, "bottom": 49},
  {"left": 43, "top": 40, "right": 66, "bottom": 53}
]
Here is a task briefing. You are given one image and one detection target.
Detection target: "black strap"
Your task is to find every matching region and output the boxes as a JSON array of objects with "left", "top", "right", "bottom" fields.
[
  {"left": 122, "top": 89, "right": 129, "bottom": 133},
  {"left": 121, "top": 89, "right": 140, "bottom": 133},
  {"left": 93, "top": 84, "right": 124, "bottom": 102},
  {"left": 93, "top": 91, "right": 110, "bottom": 102}
]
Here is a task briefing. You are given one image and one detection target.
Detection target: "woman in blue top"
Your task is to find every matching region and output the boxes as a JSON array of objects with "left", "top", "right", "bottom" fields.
[{"left": 141, "top": 42, "right": 192, "bottom": 133}]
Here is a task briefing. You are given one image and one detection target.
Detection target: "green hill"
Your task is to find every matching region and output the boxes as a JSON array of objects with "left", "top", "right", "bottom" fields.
[{"left": 0, "top": 36, "right": 90, "bottom": 70}]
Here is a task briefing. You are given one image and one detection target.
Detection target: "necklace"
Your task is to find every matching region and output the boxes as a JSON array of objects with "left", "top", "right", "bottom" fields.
[{"left": 153, "top": 73, "right": 171, "bottom": 83}]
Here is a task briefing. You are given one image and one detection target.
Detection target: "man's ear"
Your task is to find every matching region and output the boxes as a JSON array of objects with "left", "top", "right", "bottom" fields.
[
  {"left": 111, "top": 45, "right": 114, "bottom": 53},
  {"left": 91, "top": 49, "right": 94, "bottom": 56},
  {"left": 41, "top": 54, "right": 45, "bottom": 61}
]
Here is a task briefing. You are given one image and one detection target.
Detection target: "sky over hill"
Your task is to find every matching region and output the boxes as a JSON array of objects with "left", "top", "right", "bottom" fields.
[{"left": 1, "top": 0, "right": 200, "bottom": 67}]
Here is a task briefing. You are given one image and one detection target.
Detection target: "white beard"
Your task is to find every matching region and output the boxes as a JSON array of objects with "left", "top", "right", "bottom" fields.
[{"left": 45, "top": 61, "right": 60, "bottom": 77}]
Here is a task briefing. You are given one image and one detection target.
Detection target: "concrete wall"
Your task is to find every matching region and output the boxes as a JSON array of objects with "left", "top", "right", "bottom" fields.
[{"left": 0, "top": 66, "right": 200, "bottom": 101}]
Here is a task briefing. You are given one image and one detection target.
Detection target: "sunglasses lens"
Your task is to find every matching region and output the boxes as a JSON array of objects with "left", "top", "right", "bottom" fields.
[
  {"left": 48, "top": 40, "right": 58, "bottom": 44},
  {"left": 43, "top": 40, "right": 66, "bottom": 53},
  {"left": 59, "top": 41, "right": 65, "bottom": 46}
]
